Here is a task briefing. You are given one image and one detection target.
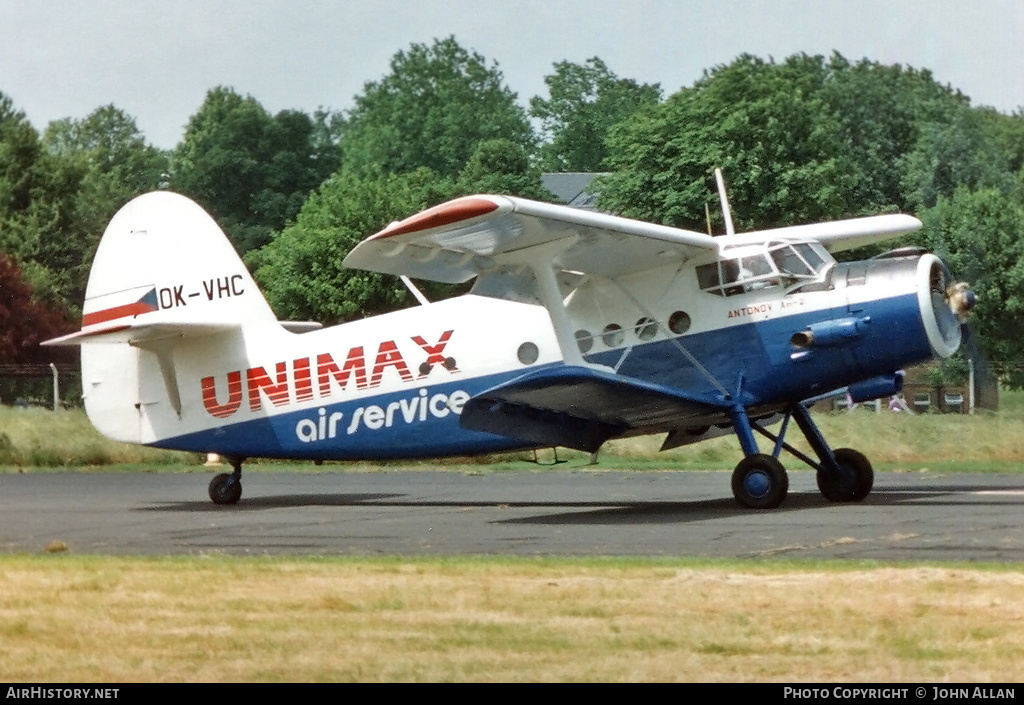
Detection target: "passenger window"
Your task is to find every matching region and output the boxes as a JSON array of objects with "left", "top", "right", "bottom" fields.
[
  {"left": 517, "top": 342, "right": 539, "bottom": 365},
  {"left": 575, "top": 329, "right": 594, "bottom": 354},
  {"left": 635, "top": 317, "right": 658, "bottom": 341},
  {"left": 696, "top": 263, "right": 721, "bottom": 291},
  {"left": 668, "top": 311, "right": 691, "bottom": 335},
  {"left": 601, "top": 324, "right": 624, "bottom": 347}
]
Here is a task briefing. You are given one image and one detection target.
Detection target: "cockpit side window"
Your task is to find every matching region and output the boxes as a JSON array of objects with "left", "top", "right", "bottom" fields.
[
  {"left": 699, "top": 241, "right": 835, "bottom": 297},
  {"left": 697, "top": 252, "right": 778, "bottom": 296},
  {"left": 771, "top": 247, "right": 813, "bottom": 277}
]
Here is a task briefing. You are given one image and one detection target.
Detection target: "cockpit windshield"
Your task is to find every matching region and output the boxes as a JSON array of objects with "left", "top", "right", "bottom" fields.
[{"left": 696, "top": 240, "right": 834, "bottom": 297}]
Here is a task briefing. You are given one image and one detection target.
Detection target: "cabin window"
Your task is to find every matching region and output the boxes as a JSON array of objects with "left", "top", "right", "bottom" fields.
[
  {"left": 668, "top": 311, "right": 691, "bottom": 335},
  {"left": 602, "top": 324, "right": 625, "bottom": 347},
  {"left": 697, "top": 263, "right": 721, "bottom": 290},
  {"left": 697, "top": 253, "right": 778, "bottom": 296},
  {"left": 635, "top": 317, "right": 658, "bottom": 341},
  {"left": 575, "top": 329, "right": 594, "bottom": 354},
  {"left": 517, "top": 342, "right": 539, "bottom": 365}
]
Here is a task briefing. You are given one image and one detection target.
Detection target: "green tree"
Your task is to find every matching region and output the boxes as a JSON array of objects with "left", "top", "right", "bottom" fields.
[
  {"left": 0, "top": 93, "right": 41, "bottom": 213},
  {"left": 816, "top": 54, "right": 962, "bottom": 213},
  {"left": 340, "top": 37, "right": 535, "bottom": 177},
  {"left": 41, "top": 105, "right": 169, "bottom": 306},
  {"left": 0, "top": 93, "right": 87, "bottom": 308},
  {"left": 530, "top": 57, "right": 661, "bottom": 172},
  {"left": 0, "top": 92, "right": 46, "bottom": 263},
  {"left": 900, "top": 104, "right": 1016, "bottom": 211},
  {"left": 598, "top": 52, "right": 1020, "bottom": 234},
  {"left": 251, "top": 168, "right": 455, "bottom": 324},
  {"left": 600, "top": 54, "right": 862, "bottom": 231},
  {"left": 172, "top": 88, "right": 337, "bottom": 252},
  {"left": 921, "top": 187, "right": 1024, "bottom": 387},
  {"left": 454, "top": 138, "right": 554, "bottom": 200}
]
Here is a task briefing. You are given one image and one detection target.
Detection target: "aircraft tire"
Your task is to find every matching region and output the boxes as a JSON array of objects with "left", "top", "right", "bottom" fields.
[
  {"left": 731, "top": 454, "right": 788, "bottom": 509},
  {"left": 816, "top": 448, "right": 873, "bottom": 502},
  {"left": 208, "top": 472, "right": 242, "bottom": 505}
]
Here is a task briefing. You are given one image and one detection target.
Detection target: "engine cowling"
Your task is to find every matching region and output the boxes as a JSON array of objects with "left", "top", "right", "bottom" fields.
[{"left": 916, "top": 254, "right": 970, "bottom": 359}]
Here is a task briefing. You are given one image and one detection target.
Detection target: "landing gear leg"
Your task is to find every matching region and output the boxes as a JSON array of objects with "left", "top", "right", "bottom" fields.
[
  {"left": 729, "top": 405, "right": 789, "bottom": 509},
  {"left": 208, "top": 456, "right": 243, "bottom": 505},
  {"left": 789, "top": 404, "right": 873, "bottom": 502}
]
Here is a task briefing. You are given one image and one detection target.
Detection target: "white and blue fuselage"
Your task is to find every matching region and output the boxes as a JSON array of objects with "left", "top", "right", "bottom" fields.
[{"left": 138, "top": 249, "right": 953, "bottom": 460}]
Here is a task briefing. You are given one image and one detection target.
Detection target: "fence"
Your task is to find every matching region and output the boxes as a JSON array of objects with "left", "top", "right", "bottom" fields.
[{"left": 0, "top": 363, "right": 81, "bottom": 409}]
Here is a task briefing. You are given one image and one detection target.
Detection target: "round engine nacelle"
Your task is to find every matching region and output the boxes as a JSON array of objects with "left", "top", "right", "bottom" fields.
[{"left": 916, "top": 254, "right": 967, "bottom": 360}]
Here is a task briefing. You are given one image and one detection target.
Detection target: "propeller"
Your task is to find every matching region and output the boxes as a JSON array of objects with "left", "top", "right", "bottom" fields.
[{"left": 946, "top": 281, "right": 978, "bottom": 324}]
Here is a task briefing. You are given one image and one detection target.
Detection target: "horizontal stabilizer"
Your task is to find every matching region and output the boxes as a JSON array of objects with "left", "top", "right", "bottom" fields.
[
  {"left": 41, "top": 320, "right": 239, "bottom": 347},
  {"left": 460, "top": 365, "right": 728, "bottom": 453}
]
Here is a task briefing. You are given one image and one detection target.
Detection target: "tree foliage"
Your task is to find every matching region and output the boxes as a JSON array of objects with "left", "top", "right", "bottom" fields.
[
  {"left": 454, "top": 138, "right": 553, "bottom": 200},
  {"left": 922, "top": 188, "right": 1024, "bottom": 387},
  {"left": 531, "top": 57, "right": 661, "bottom": 172},
  {"left": 598, "top": 53, "right": 1009, "bottom": 232},
  {"left": 250, "top": 169, "right": 455, "bottom": 324},
  {"left": 39, "top": 105, "right": 169, "bottom": 306},
  {"left": 600, "top": 54, "right": 866, "bottom": 231},
  {"left": 340, "top": 37, "right": 535, "bottom": 177},
  {"left": 172, "top": 87, "right": 338, "bottom": 252},
  {"left": 0, "top": 253, "right": 71, "bottom": 362}
]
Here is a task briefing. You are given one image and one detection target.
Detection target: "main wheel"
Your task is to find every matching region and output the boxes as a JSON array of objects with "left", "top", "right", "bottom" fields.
[
  {"left": 731, "top": 454, "right": 789, "bottom": 509},
  {"left": 208, "top": 472, "right": 242, "bottom": 505},
  {"left": 816, "top": 448, "right": 873, "bottom": 502}
]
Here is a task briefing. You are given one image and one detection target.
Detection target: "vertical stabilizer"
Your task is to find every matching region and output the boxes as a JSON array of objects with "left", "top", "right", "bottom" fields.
[
  {"left": 80, "top": 191, "right": 277, "bottom": 329},
  {"left": 55, "top": 191, "right": 278, "bottom": 443}
]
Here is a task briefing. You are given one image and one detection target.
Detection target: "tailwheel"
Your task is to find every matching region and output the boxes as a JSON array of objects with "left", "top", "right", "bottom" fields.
[
  {"left": 816, "top": 448, "right": 873, "bottom": 503},
  {"left": 208, "top": 473, "right": 242, "bottom": 505},
  {"left": 731, "top": 453, "right": 789, "bottom": 509},
  {"left": 208, "top": 458, "right": 243, "bottom": 505}
]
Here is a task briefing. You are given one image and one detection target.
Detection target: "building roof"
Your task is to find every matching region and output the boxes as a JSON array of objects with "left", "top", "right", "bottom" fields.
[{"left": 541, "top": 173, "right": 607, "bottom": 210}]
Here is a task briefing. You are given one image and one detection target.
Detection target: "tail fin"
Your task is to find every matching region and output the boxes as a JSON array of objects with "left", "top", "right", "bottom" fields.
[
  {"left": 49, "top": 191, "right": 277, "bottom": 343},
  {"left": 43, "top": 191, "right": 279, "bottom": 442}
]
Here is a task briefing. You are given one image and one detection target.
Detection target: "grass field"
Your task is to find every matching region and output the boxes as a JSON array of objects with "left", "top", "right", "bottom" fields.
[
  {"left": 3, "top": 390, "right": 1024, "bottom": 471},
  {"left": 2, "top": 556, "right": 1024, "bottom": 682},
  {"left": 1, "top": 394, "right": 1023, "bottom": 682}
]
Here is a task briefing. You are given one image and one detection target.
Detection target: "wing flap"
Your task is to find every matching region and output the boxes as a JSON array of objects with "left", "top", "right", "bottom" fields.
[{"left": 460, "top": 365, "right": 729, "bottom": 453}]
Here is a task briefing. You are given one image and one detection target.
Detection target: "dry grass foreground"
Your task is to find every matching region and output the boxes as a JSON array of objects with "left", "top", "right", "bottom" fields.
[{"left": 2, "top": 555, "right": 1023, "bottom": 682}]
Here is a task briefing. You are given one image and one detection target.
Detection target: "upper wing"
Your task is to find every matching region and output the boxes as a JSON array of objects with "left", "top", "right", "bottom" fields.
[
  {"left": 719, "top": 214, "right": 923, "bottom": 253},
  {"left": 343, "top": 195, "right": 720, "bottom": 285}
]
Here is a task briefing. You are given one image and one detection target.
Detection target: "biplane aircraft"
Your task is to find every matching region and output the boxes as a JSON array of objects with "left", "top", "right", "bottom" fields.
[{"left": 44, "top": 174, "right": 975, "bottom": 508}]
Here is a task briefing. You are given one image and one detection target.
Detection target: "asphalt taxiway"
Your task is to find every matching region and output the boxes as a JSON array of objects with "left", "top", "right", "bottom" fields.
[{"left": 1, "top": 469, "right": 1023, "bottom": 561}]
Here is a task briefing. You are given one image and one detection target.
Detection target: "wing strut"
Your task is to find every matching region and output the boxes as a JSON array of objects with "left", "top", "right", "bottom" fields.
[
  {"left": 714, "top": 168, "right": 736, "bottom": 237},
  {"left": 530, "top": 259, "right": 585, "bottom": 367},
  {"left": 514, "top": 239, "right": 590, "bottom": 367}
]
